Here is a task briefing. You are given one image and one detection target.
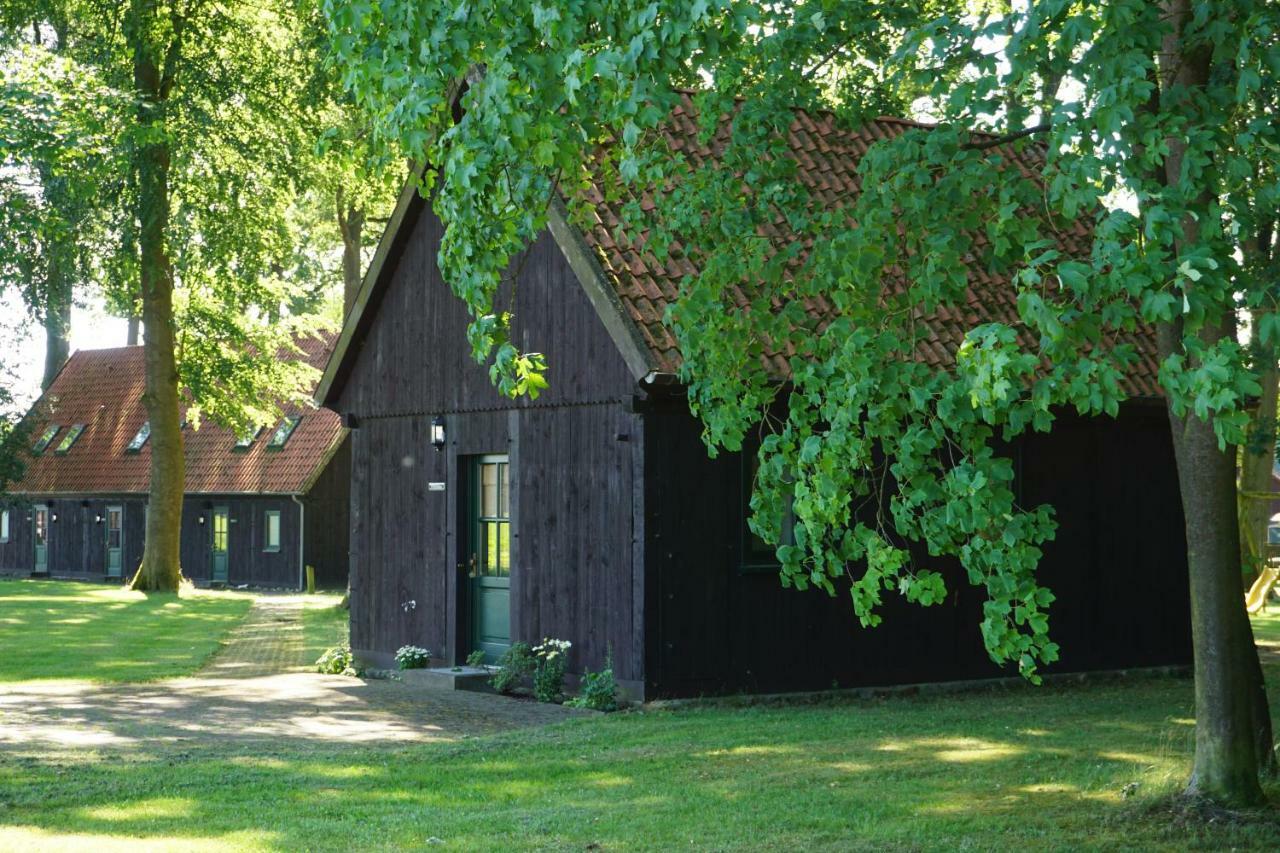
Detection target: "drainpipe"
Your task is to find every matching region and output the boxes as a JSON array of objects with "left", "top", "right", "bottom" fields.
[{"left": 291, "top": 494, "right": 305, "bottom": 591}]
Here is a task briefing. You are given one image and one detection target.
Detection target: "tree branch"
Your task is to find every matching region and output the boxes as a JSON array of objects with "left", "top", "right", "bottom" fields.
[{"left": 961, "top": 123, "right": 1051, "bottom": 150}]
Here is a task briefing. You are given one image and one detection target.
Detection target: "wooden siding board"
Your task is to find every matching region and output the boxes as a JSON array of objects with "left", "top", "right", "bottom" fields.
[
  {"left": 643, "top": 403, "right": 1191, "bottom": 697},
  {"left": 337, "top": 194, "right": 640, "bottom": 678},
  {"left": 302, "top": 436, "right": 352, "bottom": 589}
]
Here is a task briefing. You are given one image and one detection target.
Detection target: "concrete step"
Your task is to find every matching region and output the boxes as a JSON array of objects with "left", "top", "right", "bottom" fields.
[{"left": 398, "top": 665, "right": 494, "bottom": 692}]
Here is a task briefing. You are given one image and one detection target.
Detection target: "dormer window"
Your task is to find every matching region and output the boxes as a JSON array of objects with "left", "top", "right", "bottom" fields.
[
  {"left": 234, "top": 426, "right": 264, "bottom": 450},
  {"left": 55, "top": 424, "right": 85, "bottom": 454},
  {"left": 32, "top": 425, "right": 60, "bottom": 454},
  {"left": 267, "top": 416, "right": 300, "bottom": 450},
  {"left": 126, "top": 421, "right": 151, "bottom": 453}
]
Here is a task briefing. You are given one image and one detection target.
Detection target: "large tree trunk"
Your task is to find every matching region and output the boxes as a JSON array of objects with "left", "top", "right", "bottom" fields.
[
  {"left": 1165, "top": 379, "right": 1265, "bottom": 804},
  {"left": 41, "top": 258, "right": 71, "bottom": 390},
  {"left": 127, "top": 0, "right": 184, "bottom": 592},
  {"left": 127, "top": 315, "right": 140, "bottom": 346},
  {"left": 1158, "top": 0, "right": 1266, "bottom": 804},
  {"left": 337, "top": 190, "right": 364, "bottom": 316}
]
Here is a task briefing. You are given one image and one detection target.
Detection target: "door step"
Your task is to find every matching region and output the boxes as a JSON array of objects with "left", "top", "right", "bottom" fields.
[{"left": 398, "top": 666, "right": 494, "bottom": 693}]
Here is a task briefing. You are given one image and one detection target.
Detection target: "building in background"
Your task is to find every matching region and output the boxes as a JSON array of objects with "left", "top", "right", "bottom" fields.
[{"left": 0, "top": 335, "right": 349, "bottom": 589}]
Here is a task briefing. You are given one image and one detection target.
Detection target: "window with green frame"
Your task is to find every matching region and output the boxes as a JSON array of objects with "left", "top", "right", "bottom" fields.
[
  {"left": 0, "top": 508, "right": 9, "bottom": 543},
  {"left": 263, "top": 510, "right": 281, "bottom": 552},
  {"left": 54, "top": 424, "right": 85, "bottom": 454},
  {"left": 740, "top": 451, "right": 795, "bottom": 573},
  {"left": 32, "top": 424, "right": 60, "bottom": 454},
  {"left": 475, "top": 459, "right": 510, "bottom": 575}
]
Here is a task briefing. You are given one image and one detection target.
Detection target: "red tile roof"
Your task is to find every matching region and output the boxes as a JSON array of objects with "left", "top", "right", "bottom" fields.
[
  {"left": 12, "top": 334, "right": 345, "bottom": 496},
  {"left": 577, "top": 92, "right": 1162, "bottom": 397}
]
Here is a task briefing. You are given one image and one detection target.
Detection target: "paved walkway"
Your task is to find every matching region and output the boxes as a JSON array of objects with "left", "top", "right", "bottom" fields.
[{"left": 0, "top": 596, "right": 580, "bottom": 760}]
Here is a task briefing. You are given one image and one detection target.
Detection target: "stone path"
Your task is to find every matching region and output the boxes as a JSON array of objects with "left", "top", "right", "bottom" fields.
[
  {"left": 198, "top": 594, "right": 315, "bottom": 678},
  {"left": 0, "top": 595, "right": 580, "bottom": 761}
]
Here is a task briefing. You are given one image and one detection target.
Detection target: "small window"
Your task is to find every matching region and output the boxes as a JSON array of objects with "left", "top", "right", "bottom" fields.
[
  {"left": 0, "top": 509, "right": 9, "bottom": 543},
  {"left": 267, "top": 416, "right": 300, "bottom": 450},
  {"left": 54, "top": 424, "right": 85, "bottom": 454},
  {"left": 126, "top": 421, "right": 151, "bottom": 453},
  {"left": 264, "top": 510, "right": 281, "bottom": 552},
  {"left": 1269, "top": 524, "right": 1280, "bottom": 547},
  {"left": 234, "top": 426, "right": 263, "bottom": 450},
  {"left": 32, "top": 424, "right": 60, "bottom": 454}
]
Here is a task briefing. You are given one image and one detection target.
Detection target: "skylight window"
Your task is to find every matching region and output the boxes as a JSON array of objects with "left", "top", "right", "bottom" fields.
[
  {"left": 54, "top": 424, "right": 85, "bottom": 454},
  {"left": 32, "top": 424, "right": 60, "bottom": 454},
  {"left": 234, "top": 426, "right": 264, "bottom": 450},
  {"left": 267, "top": 415, "right": 300, "bottom": 449},
  {"left": 126, "top": 421, "right": 151, "bottom": 453}
]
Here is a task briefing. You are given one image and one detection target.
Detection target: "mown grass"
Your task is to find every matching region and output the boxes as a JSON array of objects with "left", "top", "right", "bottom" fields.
[
  {"left": 0, "top": 597, "right": 1277, "bottom": 850},
  {"left": 0, "top": 578, "right": 253, "bottom": 682}
]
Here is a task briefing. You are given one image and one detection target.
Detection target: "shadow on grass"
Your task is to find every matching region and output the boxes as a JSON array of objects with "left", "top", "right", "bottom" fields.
[{"left": 2, "top": 672, "right": 1278, "bottom": 850}]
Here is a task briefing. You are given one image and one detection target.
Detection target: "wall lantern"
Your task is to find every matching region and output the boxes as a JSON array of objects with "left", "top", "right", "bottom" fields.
[
  {"left": 94, "top": 513, "right": 104, "bottom": 524},
  {"left": 198, "top": 516, "right": 206, "bottom": 525},
  {"left": 431, "top": 415, "right": 446, "bottom": 452},
  {"left": 50, "top": 512, "right": 59, "bottom": 523}
]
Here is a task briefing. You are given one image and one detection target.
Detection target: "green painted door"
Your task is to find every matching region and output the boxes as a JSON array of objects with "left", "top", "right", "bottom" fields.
[
  {"left": 211, "top": 507, "right": 229, "bottom": 583},
  {"left": 105, "top": 506, "right": 124, "bottom": 578},
  {"left": 32, "top": 507, "right": 48, "bottom": 574},
  {"left": 469, "top": 456, "right": 511, "bottom": 662}
]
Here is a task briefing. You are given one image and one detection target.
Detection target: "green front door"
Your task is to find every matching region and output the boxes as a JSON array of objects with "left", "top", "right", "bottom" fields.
[
  {"left": 469, "top": 456, "right": 511, "bottom": 662},
  {"left": 32, "top": 507, "right": 48, "bottom": 574},
  {"left": 211, "top": 507, "right": 229, "bottom": 583},
  {"left": 105, "top": 506, "right": 124, "bottom": 579}
]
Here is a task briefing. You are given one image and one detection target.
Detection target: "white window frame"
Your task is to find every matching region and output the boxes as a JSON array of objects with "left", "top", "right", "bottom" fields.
[{"left": 264, "top": 510, "right": 281, "bottom": 553}]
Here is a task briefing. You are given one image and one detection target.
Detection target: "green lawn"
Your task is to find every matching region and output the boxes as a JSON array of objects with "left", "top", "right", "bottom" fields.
[
  {"left": 0, "top": 592, "right": 1277, "bottom": 849},
  {"left": 0, "top": 578, "right": 253, "bottom": 682}
]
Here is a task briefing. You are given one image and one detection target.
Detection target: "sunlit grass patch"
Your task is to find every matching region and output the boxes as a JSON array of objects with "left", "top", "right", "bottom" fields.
[{"left": 0, "top": 579, "right": 253, "bottom": 683}]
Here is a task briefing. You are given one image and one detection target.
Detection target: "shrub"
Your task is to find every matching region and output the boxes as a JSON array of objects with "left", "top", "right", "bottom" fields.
[
  {"left": 532, "top": 638, "right": 572, "bottom": 703},
  {"left": 490, "top": 642, "right": 535, "bottom": 694},
  {"left": 466, "top": 649, "right": 487, "bottom": 669},
  {"left": 315, "top": 644, "right": 356, "bottom": 676},
  {"left": 566, "top": 657, "right": 619, "bottom": 712},
  {"left": 395, "top": 645, "right": 432, "bottom": 670}
]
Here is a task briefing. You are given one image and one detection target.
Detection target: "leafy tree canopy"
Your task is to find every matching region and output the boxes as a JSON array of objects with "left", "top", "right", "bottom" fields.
[{"left": 328, "top": 0, "right": 1278, "bottom": 684}]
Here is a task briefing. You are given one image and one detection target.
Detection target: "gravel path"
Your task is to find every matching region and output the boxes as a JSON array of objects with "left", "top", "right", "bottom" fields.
[{"left": 0, "top": 595, "right": 579, "bottom": 761}]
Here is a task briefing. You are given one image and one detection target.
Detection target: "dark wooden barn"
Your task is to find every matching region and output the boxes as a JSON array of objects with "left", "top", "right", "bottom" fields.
[
  {"left": 317, "top": 97, "right": 1191, "bottom": 699},
  {"left": 0, "top": 335, "right": 350, "bottom": 589}
]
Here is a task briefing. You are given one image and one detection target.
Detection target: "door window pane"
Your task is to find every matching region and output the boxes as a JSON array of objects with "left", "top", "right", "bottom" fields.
[
  {"left": 0, "top": 509, "right": 8, "bottom": 542},
  {"left": 34, "top": 511, "right": 47, "bottom": 545},
  {"left": 107, "top": 508, "right": 122, "bottom": 549}
]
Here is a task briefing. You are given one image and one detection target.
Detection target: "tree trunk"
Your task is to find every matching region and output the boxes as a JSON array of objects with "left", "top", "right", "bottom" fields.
[
  {"left": 337, "top": 191, "right": 364, "bottom": 316},
  {"left": 127, "top": 0, "right": 184, "bottom": 592},
  {"left": 1157, "top": 0, "right": 1266, "bottom": 804},
  {"left": 41, "top": 257, "right": 71, "bottom": 390},
  {"left": 127, "top": 315, "right": 140, "bottom": 345},
  {"left": 1164, "top": 382, "right": 1265, "bottom": 804}
]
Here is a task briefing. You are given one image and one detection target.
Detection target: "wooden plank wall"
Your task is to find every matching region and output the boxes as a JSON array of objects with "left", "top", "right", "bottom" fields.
[
  {"left": 303, "top": 436, "right": 352, "bottom": 589},
  {"left": 180, "top": 497, "right": 302, "bottom": 588},
  {"left": 0, "top": 497, "right": 145, "bottom": 580},
  {"left": 643, "top": 401, "right": 1192, "bottom": 698},
  {"left": 338, "top": 199, "right": 642, "bottom": 679}
]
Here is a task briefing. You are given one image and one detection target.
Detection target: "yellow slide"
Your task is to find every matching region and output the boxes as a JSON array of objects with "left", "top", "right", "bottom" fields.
[{"left": 1246, "top": 566, "right": 1280, "bottom": 614}]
